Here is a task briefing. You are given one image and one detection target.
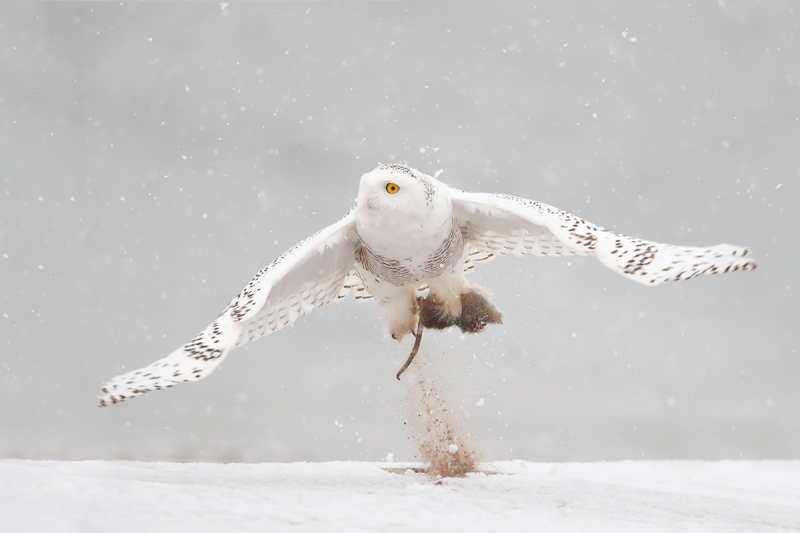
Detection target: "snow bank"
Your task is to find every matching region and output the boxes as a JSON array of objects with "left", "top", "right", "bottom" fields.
[{"left": 1, "top": 459, "right": 798, "bottom": 532}]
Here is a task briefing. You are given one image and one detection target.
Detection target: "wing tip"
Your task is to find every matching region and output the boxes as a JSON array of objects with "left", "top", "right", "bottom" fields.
[
  {"left": 742, "top": 260, "right": 758, "bottom": 271},
  {"left": 97, "top": 384, "right": 131, "bottom": 407},
  {"left": 723, "top": 245, "right": 758, "bottom": 272},
  {"left": 97, "top": 386, "right": 112, "bottom": 408}
]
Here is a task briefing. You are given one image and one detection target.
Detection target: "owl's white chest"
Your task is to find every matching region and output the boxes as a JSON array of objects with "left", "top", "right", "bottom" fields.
[
  {"left": 354, "top": 200, "right": 454, "bottom": 261},
  {"left": 354, "top": 199, "right": 464, "bottom": 288}
]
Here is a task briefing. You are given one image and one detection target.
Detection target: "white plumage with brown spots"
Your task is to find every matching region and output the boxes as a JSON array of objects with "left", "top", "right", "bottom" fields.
[{"left": 98, "top": 164, "right": 757, "bottom": 406}]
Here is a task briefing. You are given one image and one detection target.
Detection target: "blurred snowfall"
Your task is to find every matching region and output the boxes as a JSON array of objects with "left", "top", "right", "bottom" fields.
[{"left": 0, "top": 1, "right": 797, "bottom": 463}]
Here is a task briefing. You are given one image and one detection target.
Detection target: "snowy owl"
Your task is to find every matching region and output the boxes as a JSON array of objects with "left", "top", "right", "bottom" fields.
[{"left": 99, "top": 164, "right": 757, "bottom": 406}]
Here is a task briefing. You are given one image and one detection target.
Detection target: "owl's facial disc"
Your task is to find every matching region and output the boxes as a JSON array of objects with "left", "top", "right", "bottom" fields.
[{"left": 358, "top": 166, "right": 423, "bottom": 213}]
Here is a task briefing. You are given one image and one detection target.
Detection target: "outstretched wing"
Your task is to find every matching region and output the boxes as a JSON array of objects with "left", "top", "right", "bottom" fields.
[
  {"left": 99, "top": 208, "right": 364, "bottom": 406},
  {"left": 451, "top": 191, "right": 757, "bottom": 285}
]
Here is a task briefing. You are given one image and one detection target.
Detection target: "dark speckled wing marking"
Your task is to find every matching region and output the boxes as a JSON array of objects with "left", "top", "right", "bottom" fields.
[
  {"left": 98, "top": 207, "right": 370, "bottom": 407},
  {"left": 451, "top": 191, "right": 757, "bottom": 286}
]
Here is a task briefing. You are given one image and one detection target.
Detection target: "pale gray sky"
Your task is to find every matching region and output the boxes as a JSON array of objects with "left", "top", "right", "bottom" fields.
[{"left": 0, "top": 1, "right": 797, "bottom": 462}]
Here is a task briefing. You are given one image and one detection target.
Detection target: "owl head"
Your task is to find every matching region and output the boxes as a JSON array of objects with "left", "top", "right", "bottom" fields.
[{"left": 356, "top": 164, "right": 447, "bottom": 218}]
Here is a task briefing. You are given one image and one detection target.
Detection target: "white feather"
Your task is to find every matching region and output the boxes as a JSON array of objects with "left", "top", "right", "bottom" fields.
[
  {"left": 99, "top": 164, "right": 757, "bottom": 407},
  {"left": 450, "top": 190, "right": 757, "bottom": 286},
  {"left": 98, "top": 208, "right": 364, "bottom": 406}
]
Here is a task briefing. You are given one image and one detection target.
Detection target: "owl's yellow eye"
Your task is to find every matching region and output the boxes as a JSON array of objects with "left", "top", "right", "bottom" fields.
[{"left": 386, "top": 183, "right": 400, "bottom": 194}]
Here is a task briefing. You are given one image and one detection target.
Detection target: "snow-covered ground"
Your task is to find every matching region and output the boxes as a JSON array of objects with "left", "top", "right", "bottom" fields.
[{"left": 2, "top": 460, "right": 798, "bottom": 532}]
